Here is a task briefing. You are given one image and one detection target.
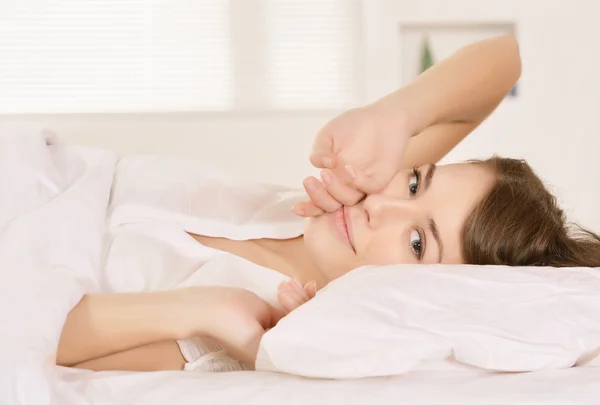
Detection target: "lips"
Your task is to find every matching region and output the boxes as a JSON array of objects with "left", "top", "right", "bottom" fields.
[
  {"left": 334, "top": 207, "right": 356, "bottom": 252},
  {"left": 343, "top": 206, "right": 356, "bottom": 251}
]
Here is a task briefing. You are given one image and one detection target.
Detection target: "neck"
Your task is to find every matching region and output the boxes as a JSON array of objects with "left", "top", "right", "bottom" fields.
[{"left": 258, "top": 236, "right": 329, "bottom": 289}]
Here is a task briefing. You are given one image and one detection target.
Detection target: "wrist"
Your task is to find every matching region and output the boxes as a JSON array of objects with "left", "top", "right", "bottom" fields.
[
  {"left": 365, "top": 100, "right": 415, "bottom": 139},
  {"left": 368, "top": 82, "right": 438, "bottom": 137}
]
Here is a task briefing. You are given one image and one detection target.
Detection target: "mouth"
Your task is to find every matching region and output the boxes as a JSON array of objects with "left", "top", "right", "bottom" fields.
[{"left": 333, "top": 207, "right": 356, "bottom": 252}]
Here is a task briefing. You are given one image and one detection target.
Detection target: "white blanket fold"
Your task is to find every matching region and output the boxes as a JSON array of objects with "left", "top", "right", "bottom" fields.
[{"left": 0, "top": 124, "right": 117, "bottom": 405}]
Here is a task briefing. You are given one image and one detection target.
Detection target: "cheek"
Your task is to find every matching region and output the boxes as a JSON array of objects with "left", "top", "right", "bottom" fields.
[{"left": 361, "top": 229, "right": 413, "bottom": 265}]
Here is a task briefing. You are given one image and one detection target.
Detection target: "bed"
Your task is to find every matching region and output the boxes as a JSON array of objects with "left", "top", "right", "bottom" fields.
[
  {"left": 57, "top": 367, "right": 600, "bottom": 405},
  {"left": 1, "top": 123, "right": 599, "bottom": 405}
]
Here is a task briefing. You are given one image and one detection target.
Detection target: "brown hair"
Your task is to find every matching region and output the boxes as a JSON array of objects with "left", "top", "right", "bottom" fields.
[{"left": 462, "top": 156, "right": 600, "bottom": 267}]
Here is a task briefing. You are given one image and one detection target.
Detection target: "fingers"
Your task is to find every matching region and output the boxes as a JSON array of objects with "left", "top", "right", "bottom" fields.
[
  {"left": 310, "top": 127, "right": 335, "bottom": 169},
  {"left": 302, "top": 176, "right": 342, "bottom": 213},
  {"left": 304, "top": 280, "right": 317, "bottom": 299},
  {"left": 309, "top": 153, "right": 335, "bottom": 170},
  {"left": 292, "top": 200, "right": 324, "bottom": 217},
  {"left": 319, "top": 169, "right": 364, "bottom": 206},
  {"left": 338, "top": 164, "right": 387, "bottom": 195},
  {"left": 277, "top": 279, "right": 315, "bottom": 314},
  {"left": 277, "top": 290, "right": 300, "bottom": 314},
  {"left": 292, "top": 170, "right": 365, "bottom": 218},
  {"left": 278, "top": 280, "right": 308, "bottom": 313}
]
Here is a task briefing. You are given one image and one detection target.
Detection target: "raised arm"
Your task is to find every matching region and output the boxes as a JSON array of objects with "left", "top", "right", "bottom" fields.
[
  {"left": 381, "top": 34, "right": 522, "bottom": 168},
  {"left": 296, "top": 35, "right": 522, "bottom": 217}
]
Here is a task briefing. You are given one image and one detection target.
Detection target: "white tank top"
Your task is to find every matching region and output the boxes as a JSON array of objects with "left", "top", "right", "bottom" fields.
[{"left": 103, "top": 154, "right": 307, "bottom": 371}]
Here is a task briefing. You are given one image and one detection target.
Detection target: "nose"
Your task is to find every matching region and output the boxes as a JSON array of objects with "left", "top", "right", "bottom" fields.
[{"left": 363, "top": 194, "right": 420, "bottom": 228}]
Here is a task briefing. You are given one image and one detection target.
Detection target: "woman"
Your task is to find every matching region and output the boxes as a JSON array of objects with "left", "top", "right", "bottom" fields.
[{"left": 56, "top": 35, "right": 600, "bottom": 372}]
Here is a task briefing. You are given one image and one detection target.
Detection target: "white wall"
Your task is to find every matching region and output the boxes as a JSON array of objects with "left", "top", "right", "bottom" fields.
[
  {"left": 1, "top": 0, "right": 598, "bottom": 229},
  {"left": 0, "top": 111, "right": 330, "bottom": 186}
]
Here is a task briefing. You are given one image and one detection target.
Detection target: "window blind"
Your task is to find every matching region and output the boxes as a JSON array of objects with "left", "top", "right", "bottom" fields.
[
  {"left": 0, "top": 0, "right": 232, "bottom": 113},
  {"left": 266, "top": 0, "right": 361, "bottom": 109},
  {"left": 0, "top": 0, "right": 362, "bottom": 113}
]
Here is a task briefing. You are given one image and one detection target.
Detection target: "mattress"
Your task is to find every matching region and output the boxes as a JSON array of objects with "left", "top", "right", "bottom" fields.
[{"left": 57, "top": 367, "right": 600, "bottom": 405}]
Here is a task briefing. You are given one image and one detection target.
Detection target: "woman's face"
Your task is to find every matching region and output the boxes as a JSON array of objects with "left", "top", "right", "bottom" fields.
[{"left": 303, "top": 163, "right": 495, "bottom": 281}]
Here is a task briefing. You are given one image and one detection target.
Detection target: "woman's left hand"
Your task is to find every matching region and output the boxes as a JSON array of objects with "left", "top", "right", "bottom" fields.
[
  {"left": 277, "top": 279, "right": 317, "bottom": 313},
  {"left": 200, "top": 283, "right": 315, "bottom": 367},
  {"left": 180, "top": 286, "right": 284, "bottom": 368}
]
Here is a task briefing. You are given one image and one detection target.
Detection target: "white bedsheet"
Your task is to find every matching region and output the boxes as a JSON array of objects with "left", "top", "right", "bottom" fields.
[{"left": 56, "top": 367, "right": 600, "bottom": 405}]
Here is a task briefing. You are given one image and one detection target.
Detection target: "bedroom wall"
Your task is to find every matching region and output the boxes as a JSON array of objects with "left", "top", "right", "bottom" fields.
[{"left": 1, "top": 0, "right": 598, "bottom": 229}]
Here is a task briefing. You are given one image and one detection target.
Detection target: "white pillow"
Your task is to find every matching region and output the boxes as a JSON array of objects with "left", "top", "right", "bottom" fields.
[{"left": 256, "top": 264, "right": 600, "bottom": 378}]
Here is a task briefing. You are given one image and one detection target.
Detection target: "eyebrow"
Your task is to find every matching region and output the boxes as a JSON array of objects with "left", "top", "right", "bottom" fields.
[
  {"left": 422, "top": 164, "right": 443, "bottom": 262},
  {"left": 429, "top": 218, "right": 444, "bottom": 263},
  {"left": 423, "top": 163, "right": 436, "bottom": 191}
]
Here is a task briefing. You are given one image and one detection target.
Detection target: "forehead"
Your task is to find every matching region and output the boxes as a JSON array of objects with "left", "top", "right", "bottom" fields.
[
  {"left": 424, "top": 163, "right": 493, "bottom": 264},
  {"left": 434, "top": 163, "right": 493, "bottom": 192},
  {"left": 404, "top": 163, "right": 493, "bottom": 264}
]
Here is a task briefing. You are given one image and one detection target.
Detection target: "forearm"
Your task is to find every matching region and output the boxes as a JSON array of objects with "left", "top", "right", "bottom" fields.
[
  {"left": 73, "top": 341, "right": 186, "bottom": 372},
  {"left": 57, "top": 291, "right": 190, "bottom": 366},
  {"left": 373, "top": 35, "right": 522, "bottom": 135}
]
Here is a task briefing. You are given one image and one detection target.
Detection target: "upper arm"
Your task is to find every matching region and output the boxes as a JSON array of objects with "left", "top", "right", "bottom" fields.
[
  {"left": 401, "top": 120, "right": 480, "bottom": 169},
  {"left": 72, "top": 340, "right": 186, "bottom": 372}
]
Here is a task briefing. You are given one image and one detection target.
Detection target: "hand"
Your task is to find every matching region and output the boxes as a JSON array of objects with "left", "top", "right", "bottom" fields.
[
  {"left": 293, "top": 106, "right": 412, "bottom": 217},
  {"left": 277, "top": 279, "right": 317, "bottom": 313},
  {"left": 177, "top": 286, "right": 284, "bottom": 368}
]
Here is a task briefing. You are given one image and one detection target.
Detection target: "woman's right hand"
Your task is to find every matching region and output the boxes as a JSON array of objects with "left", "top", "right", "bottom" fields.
[{"left": 293, "top": 105, "right": 412, "bottom": 218}]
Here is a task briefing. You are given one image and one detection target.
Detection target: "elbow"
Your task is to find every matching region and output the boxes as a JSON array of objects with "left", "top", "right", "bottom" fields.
[
  {"left": 499, "top": 34, "right": 522, "bottom": 85},
  {"left": 509, "top": 35, "right": 522, "bottom": 83},
  {"left": 55, "top": 352, "right": 76, "bottom": 368}
]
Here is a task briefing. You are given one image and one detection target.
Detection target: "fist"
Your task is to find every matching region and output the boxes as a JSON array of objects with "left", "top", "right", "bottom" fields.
[
  {"left": 277, "top": 279, "right": 317, "bottom": 313},
  {"left": 294, "top": 106, "right": 411, "bottom": 217}
]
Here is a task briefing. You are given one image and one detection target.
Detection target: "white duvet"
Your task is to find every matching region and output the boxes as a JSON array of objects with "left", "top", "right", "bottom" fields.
[
  {"left": 0, "top": 124, "right": 116, "bottom": 404},
  {"left": 1, "top": 124, "right": 600, "bottom": 405}
]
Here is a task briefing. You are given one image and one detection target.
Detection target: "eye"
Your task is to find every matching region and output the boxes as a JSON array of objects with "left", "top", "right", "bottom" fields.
[
  {"left": 410, "top": 229, "right": 424, "bottom": 260},
  {"left": 408, "top": 167, "right": 421, "bottom": 197}
]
